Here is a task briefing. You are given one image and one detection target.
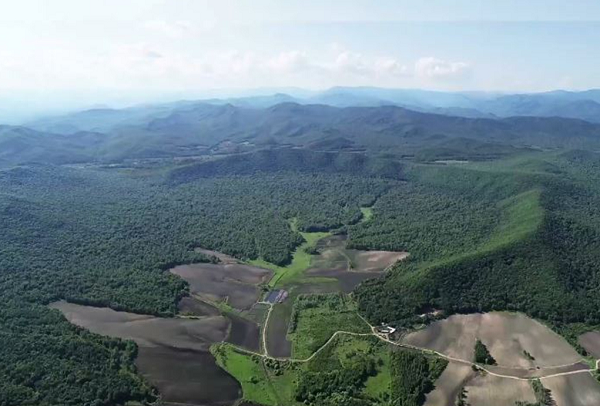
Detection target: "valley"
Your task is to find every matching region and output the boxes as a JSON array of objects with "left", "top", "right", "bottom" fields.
[
  {"left": 6, "top": 3, "right": 600, "bottom": 405},
  {"left": 51, "top": 223, "right": 600, "bottom": 406},
  {"left": 5, "top": 101, "right": 600, "bottom": 406}
]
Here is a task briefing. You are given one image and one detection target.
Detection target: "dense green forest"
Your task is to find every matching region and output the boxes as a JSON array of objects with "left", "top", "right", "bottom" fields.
[
  {"left": 0, "top": 152, "right": 395, "bottom": 405},
  {"left": 4, "top": 139, "right": 600, "bottom": 404},
  {"left": 389, "top": 351, "right": 447, "bottom": 406},
  {"left": 354, "top": 151, "right": 600, "bottom": 332}
]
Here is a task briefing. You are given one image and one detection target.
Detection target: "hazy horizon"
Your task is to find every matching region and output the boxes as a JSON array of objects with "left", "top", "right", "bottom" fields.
[{"left": 3, "top": 0, "right": 600, "bottom": 121}]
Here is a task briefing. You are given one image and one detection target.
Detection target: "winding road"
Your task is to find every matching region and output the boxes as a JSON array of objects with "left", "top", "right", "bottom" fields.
[{"left": 232, "top": 309, "right": 599, "bottom": 382}]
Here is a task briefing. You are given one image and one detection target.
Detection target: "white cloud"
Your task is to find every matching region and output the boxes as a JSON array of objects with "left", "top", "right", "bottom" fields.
[
  {"left": 266, "top": 51, "right": 310, "bottom": 73},
  {"left": 374, "top": 57, "right": 409, "bottom": 76},
  {"left": 333, "top": 51, "right": 368, "bottom": 74},
  {"left": 0, "top": 40, "right": 472, "bottom": 92},
  {"left": 415, "top": 57, "right": 471, "bottom": 80},
  {"left": 144, "top": 20, "right": 193, "bottom": 38}
]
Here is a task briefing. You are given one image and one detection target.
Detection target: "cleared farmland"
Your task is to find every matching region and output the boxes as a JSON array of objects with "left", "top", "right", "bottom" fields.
[
  {"left": 170, "top": 262, "right": 272, "bottom": 310},
  {"left": 402, "top": 312, "right": 581, "bottom": 368},
  {"left": 307, "top": 234, "right": 407, "bottom": 291},
  {"left": 423, "top": 362, "right": 474, "bottom": 406},
  {"left": 50, "top": 301, "right": 243, "bottom": 405},
  {"left": 579, "top": 331, "right": 600, "bottom": 358},
  {"left": 50, "top": 301, "right": 229, "bottom": 350},
  {"left": 464, "top": 373, "right": 536, "bottom": 406},
  {"left": 543, "top": 372, "right": 600, "bottom": 406}
]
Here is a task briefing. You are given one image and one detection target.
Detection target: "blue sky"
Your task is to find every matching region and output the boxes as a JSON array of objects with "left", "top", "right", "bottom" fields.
[{"left": 2, "top": 0, "right": 600, "bottom": 112}]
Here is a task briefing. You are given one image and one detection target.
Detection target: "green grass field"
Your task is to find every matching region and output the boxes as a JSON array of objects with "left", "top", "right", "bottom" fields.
[
  {"left": 213, "top": 334, "right": 393, "bottom": 406},
  {"left": 288, "top": 293, "right": 371, "bottom": 359},
  {"left": 211, "top": 344, "right": 301, "bottom": 406},
  {"left": 360, "top": 206, "right": 374, "bottom": 222},
  {"left": 250, "top": 218, "right": 331, "bottom": 287}
]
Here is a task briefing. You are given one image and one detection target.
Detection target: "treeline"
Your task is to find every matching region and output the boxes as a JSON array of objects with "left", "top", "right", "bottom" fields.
[
  {"left": 0, "top": 301, "right": 156, "bottom": 406},
  {"left": 515, "top": 379, "right": 554, "bottom": 406},
  {"left": 168, "top": 148, "right": 404, "bottom": 184},
  {"left": 389, "top": 350, "right": 447, "bottom": 406}
]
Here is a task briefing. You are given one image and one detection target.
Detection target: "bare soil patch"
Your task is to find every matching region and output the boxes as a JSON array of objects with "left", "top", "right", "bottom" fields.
[
  {"left": 486, "top": 362, "right": 589, "bottom": 379},
  {"left": 226, "top": 313, "right": 261, "bottom": 352},
  {"left": 136, "top": 346, "right": 241, "bottom": 406},
  {"left": 51, "top": 301, "right": 240, "bottom": 405},
  {"left": 170, "top": 263, "right": 272, "bottom": 311},
  {"left": 579, "top": 331, "right": 600, "bottom": 359},
  {"left": 307, "top": 268, "right": 386, "bottom": 292},
  {"left": 195, "top": 248, "right": 239, "bottom": 264},
  {"left": 307, "top": 235, "right": 406, "bottom": 291},
  {"left": 424, "top": 362, "right": 475, "bottom": 406},
  {"left": 178, "top": 296, "right": 220, "bottom": 317},
  {"left": 346, "top": 249, "right": 408, "bottom": 272},
  {"left": 464, "top": 373, "right": 536, "bottom": 406},
  {"left": 51, "top": 301, "right": 228, "bottom": 351},
  {"left": 266, "top": 304, "right": 292, "bottom": 358},
  {"left": 543, "top": 372, "right": 600, "bottom": 406},
  {"left": 402, "top": 312, "right": 581, "bottom": 368}
]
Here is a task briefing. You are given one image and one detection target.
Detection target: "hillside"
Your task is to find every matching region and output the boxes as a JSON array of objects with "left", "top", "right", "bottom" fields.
[
  {"left": 4, "top": 103, "right": 600, "bottom": 168},
  {"left": 354, "top": 151, "right": 600, "bottom": 337},
  {"left": 4, "top": 102, "right": 600, "bottom": 405}
]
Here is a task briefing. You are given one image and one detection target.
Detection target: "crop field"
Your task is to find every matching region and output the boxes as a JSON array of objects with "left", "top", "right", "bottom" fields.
[
  {"left": 402, "top": 312, "right": 581, "bottom": 368},
  {"left": 464, "top": 373, "right": 536, "bottom": 406},
  {"left": 195, "top": 247, "right": 240, "bottom": 264},
  {"left": 308, "top": 234, "right": 406, "bottom": 273},
  {"left": 423, "top": 362, "right": 475, "bottom": 406},
  {"left": 346, "top": 249, "right": 408, "bottom": 272},
  {"left": 543, "top": 372, "right": 600, "bottom": 406},
  {"left": 244, "top": 302, "right": 270, "bottom": 324},
  {"left": 170, "top": 262, "right": 272, "bottom": 310}
]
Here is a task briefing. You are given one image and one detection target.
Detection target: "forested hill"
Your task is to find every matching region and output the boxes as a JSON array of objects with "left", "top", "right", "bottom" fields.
[
  {"left": 4, "top": 103, "right": 600, "bottom": 167},
  {"left": 168, "top": 149, "right": 404, "bottom": 184},
  {"left": 353, "top": 150, "right": 600, "bottom": 336}
]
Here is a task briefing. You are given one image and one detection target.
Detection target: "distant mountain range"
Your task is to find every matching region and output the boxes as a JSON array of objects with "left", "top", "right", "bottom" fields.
[
  {"left": 25, "top": 87, "right": 600, "bottom": 135},
  {"left": 3, "top": 98, "right": 600, "bottom": 168}
]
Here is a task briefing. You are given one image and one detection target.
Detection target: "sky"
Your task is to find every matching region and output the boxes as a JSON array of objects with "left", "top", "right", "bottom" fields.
[{"left": 2, "top": 0, "right": 600, "bottom": 117}]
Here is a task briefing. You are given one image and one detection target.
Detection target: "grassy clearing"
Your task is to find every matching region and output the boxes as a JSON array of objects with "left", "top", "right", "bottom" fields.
[
  {"left": 288, "top": 293, "right": 371, "bottom": 359},
  {"left": 211, "top": 343, "right": 300, "bottom": 406},
  {"left": 215, "top": 333, "right": 394, "bottom": 406},
  {"left": 363, "top": 345, "right": 391, "bottom": 401},
  {"left": 302, "top": 334, "right": 393, "bottom": 404},
  {"left": 250, "top": 218, "right": 331, "bottom": 288},
  {"left": 360, "top": 206, "right": 374, "bottom": 222}
]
